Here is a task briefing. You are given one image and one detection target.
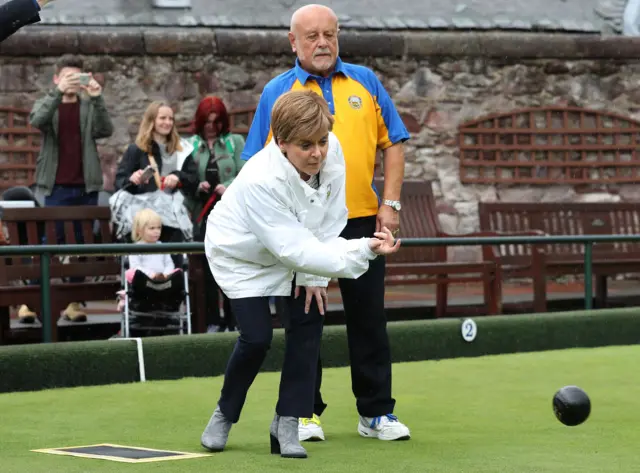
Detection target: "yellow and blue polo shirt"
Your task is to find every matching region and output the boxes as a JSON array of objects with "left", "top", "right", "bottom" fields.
[{"left": 242, "top": 57, "right": 410, "bottom": 220}]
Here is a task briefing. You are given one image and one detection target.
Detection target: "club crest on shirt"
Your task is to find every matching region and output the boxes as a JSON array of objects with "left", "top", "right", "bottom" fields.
[
  {"left": 326, "top": 184, "right": 332, "bottom": 200},
  {"left": 348, "top": 95, "right": 362, "bottom": 110}
]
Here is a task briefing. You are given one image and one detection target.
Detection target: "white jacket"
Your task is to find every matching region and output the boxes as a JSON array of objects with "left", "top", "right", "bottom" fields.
[
  {"left": 204, "top": 132, "right": 377, "bottom": 298},
  {"left": 129, "top": 241, "right": 175, "bottom": 278}
]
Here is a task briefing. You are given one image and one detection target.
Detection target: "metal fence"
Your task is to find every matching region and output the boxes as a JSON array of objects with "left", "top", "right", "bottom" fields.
[{"left": 1, "top": 233, "right": 636, "bottom": 343}]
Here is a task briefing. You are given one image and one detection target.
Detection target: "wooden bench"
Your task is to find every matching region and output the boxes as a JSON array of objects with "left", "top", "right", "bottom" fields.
[
  {"left": 478, "top": 202, "right": 640, "bottom": 312},
  {"left": 367, "top": 178, "right": 507, "bottom": 317},
  {"left": 0, "top": 206, "right": 121, "bottom": 343}
]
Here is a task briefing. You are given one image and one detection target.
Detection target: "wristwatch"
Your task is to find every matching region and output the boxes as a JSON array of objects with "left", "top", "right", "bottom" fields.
[{"left": 383, "top": 199, "right": 402, "bottom": 212}]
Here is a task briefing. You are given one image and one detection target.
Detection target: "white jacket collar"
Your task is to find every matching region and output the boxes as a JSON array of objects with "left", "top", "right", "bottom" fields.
[{"left": 267, "top": 135, "right": 343, "bottom": 197}]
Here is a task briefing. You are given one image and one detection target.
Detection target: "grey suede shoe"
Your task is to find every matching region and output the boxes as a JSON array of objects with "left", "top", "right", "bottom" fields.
[
  {"left": 270, "top": 414, "right": 307, "bottom": 459},
  {"left": 201, "top": 405, "right": 232, "bottom": 452}
]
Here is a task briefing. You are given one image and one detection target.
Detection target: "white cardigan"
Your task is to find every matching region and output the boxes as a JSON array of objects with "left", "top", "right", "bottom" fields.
[
  {"left": 129, "top": 241, "right": 175, "bottom": 277},
  {"left": 204, "top": 132, "right": 377, "bottom": 298}
]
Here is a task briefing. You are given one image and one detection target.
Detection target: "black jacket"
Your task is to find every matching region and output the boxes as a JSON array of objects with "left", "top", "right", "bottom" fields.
[
  {"left": 1, "top": 0, "right": 40, "bottom": 43},
  {"left": 114, "top": 140, "right": 198, "bottom": 198}
]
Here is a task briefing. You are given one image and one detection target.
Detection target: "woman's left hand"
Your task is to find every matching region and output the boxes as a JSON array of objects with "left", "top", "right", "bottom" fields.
[
  {"left": 164, "top": 174, "right": 179, "bottom": 190},
  {"left": 295, "top": 285, "right": 328, "bottom": 315},
  {"left": 368, "top": 226, "right": 401, "bottom": 255},
  {"left": 214, "top": 184, "right": 226, "bottom": 195}
]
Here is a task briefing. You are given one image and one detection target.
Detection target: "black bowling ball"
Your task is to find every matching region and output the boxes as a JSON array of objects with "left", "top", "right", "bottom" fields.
[{"left": 553, "top": 385, "right": 591, "bottom": 426}]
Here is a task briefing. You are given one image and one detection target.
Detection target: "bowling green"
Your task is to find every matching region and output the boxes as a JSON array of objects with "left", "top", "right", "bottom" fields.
[{"left": 0, "top": 344, "right": 636, "bottom": 472}]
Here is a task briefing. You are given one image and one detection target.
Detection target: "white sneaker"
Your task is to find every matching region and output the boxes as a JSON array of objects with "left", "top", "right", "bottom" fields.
[
  {"left": 357, "top": 414, "right": 411, "bottom": 441},
  {"left": 298, "top": 414, "right": 325, "bottom": 441}
]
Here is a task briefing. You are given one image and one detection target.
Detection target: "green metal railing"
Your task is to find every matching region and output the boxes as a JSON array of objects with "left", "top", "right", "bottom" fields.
[{"left": 1, "top": 233, "right": 636, "bottom": 343}]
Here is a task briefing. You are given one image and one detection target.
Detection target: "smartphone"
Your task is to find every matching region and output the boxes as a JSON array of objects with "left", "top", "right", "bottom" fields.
[
  {"left": 140, "top": 165, "right": 155, "bottom": 183},
  {"left": 77, "top": 73, "right": 91, "bottom": 86}
]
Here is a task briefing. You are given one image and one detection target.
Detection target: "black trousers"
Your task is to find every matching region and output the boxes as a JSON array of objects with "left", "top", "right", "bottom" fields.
[
  {"left": 314, "top": 216, "right": 395, "bottom": 418},
  {"left": 217, "top": 286, "right": 324, "bottom": 423}
]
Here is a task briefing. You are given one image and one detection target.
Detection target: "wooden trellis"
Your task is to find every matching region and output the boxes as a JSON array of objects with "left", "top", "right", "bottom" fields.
[
  {"left": 0, "top": 107, "right": 40, "bottom": 192},
  {"left": 458, "top": 106, "right": 640, "bottom": 185}
]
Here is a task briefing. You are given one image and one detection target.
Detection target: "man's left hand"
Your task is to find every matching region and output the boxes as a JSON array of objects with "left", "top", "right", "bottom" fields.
[
  {"left": 85, "top": 76, "right": 102, "bottom": 97},
  {"left": 295, "top": 285, "right": 328, "bottom": 315},
  {"left": 376, "top": 204, "right": 400, "bottom": 236}
]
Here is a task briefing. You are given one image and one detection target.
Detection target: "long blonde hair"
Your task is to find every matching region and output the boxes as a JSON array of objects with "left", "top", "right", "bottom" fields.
[
  {"left": 131, "top": 208, "right": 162, "bottom": 242},
  {"left": 135, "top": 101, "right": 183, "bottom": 155}
]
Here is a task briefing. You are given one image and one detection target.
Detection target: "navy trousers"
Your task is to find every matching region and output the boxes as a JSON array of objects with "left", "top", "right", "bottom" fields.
[{"left": 217, "top": 286, "right": 324, "bottom": 422}]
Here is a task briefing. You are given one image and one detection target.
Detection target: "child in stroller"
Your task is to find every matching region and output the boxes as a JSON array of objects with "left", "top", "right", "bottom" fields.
[{"left": 118, "top": 208, "right": 192, "bottom": 338}]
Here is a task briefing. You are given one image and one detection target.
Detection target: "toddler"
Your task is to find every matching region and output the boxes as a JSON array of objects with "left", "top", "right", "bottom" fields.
[{"left": 126, "top": 208, "right": 179, "bottom": 283}]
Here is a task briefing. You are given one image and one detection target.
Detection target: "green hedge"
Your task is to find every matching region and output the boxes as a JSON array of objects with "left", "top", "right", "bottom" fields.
[{"left": 1, "top": 307, "right": 639, "bottom": 393}]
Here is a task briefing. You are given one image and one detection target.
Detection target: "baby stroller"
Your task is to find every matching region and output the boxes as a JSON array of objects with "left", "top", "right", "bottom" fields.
[
  {"left": 120, "top": 259, "right": 192, "bottom": 338},
  {"left": 109, "top": 188, "right": 194, "bottom": 338}
]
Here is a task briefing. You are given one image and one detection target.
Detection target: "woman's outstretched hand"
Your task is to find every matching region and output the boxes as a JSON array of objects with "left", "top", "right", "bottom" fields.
[{"left": 368, "top": 226, "right": 401, "bottom": 255}]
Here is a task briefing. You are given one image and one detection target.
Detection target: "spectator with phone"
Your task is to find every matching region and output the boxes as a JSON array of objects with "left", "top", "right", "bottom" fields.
[
  {"left": 184, "top": 96, "right": 246, "bottom": 333},
  {"left": 25, "top": 54, "right": 114, "bottom": 323},
  {"left": 114, "top": 100, "right": 198, "bottom": 252},
  {"left": 115, "top": 100, "right": 198, "bottom": 197}
]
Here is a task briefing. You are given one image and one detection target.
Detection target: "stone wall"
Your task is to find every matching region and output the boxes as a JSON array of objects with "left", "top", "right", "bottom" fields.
[
  {"left": 396, "top": 58, "right": 640, "bottom": 238},
  {"left": 2, "top": 29, "right": 640, "bottom": 260}
]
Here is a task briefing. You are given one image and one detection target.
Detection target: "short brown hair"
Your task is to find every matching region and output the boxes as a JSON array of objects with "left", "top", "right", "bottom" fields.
[
  {"left": 55, "top": 55, "right": 84, "bottom": 73},
  {"left": 271, "top": 90, "right": 334, "bottom": 144}
]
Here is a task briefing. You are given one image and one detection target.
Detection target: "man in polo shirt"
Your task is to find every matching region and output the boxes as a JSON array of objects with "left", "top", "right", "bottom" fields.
[{"left": 242, "top": 3, "right": 410, "bottom": 442}]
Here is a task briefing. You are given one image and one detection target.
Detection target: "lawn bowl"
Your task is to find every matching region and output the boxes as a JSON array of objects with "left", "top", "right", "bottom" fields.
[{"left": 553, "top": 385, "right": 591, "bottom": 426}]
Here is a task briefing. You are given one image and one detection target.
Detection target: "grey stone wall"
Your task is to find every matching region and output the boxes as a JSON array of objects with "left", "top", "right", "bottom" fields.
[{"left": 2, "top": 29, "right": 640, "bottom": 257}]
